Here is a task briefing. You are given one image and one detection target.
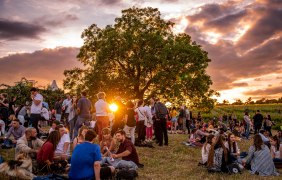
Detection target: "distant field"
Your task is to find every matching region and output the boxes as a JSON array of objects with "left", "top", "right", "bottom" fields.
[{"left": 201, "top": 104, "right": 282, "bottom": 129}]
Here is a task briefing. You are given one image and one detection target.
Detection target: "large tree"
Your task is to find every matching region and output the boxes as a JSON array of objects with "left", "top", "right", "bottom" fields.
[{"left": 64, "top": 7, "right": 216, "bottom": 110}]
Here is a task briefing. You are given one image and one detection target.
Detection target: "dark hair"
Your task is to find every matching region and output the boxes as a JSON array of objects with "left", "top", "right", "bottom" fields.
[
  {"left": 12, "top": 119, "right": 20, "bottom": 123},
  {"left": 126, "top": 101, "right": 134, "bottom": 108},
  {"left": 45, "top": 130, "right": 61, "bottom": 150},
  {"left": 55, "top": 124, "right": 64, "bottom": 131},
  {"left": 115, "top": 129, "right": 126, "bottom": 136},
  {"left": 259, "top": 129, "right": 265, "bottom": 134},
  {"left": 227, "top": 133, "right": 237, "bottom": 153},
  {"left": 30, "top": 87, "right": 37, "bottom": 92},
  {"left": 81, "top": 91, "right": 87, "bottom": 96},
  {"left": 52, "top": 120, "right": 60, "bottom": 126},
  {"left": 270, "top": 135, "right": 280, "bottom": 151},
  {"left": 245, "top": 112, "right": 248, "bottom": 115},
  {"left": 207, "top": 135, "right": 228, "bottom": 168},
  {"left": 257, "top": 110, "right": 260, "bottom": 112},
  {"left": 253, "top": 134, "right": 263, "bottom": 151},
  {"left": 203, "top": 134, "right": 214, "bottom": 154},
  {"left": 85, "top": 130, "right": 97, "bottom": 141},
  {"left": 137, "top": 100, "right": 144, "bottom": 107},
  {"left": 1, "top": 93, "right": 7, "bottom": 98}
]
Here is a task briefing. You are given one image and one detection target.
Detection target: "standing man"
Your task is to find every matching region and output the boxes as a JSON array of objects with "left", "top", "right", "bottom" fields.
[
  {"left": 30, "top": 87, "right": 43, "bottom": 134},
  {"left": 74, "top": 91, "right": 92, "bottom": 138},
  {"left": 151, "top": 97, "right": 169, "bottom": 146},
  {"left": 62, "top": 94, "right": 72, "bottom": 126},
  {"left": 253, "top": 110, "right": 264, "bottom": 134},
  {"left": 95, "top": 92, "right": 110, "bottom": 142},
  {"left": 54, "top": 97, "right": 63, "bottom": 122}
]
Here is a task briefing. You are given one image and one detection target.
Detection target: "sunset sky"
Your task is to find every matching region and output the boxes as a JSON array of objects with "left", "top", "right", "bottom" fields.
[{"left": 0, "top": 0, "right": 281, "bottom": 102}]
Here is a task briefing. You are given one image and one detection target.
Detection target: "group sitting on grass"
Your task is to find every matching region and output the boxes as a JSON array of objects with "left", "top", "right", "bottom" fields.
[
  {"left": 0, "top": 122, "right": 142, "bottom": 180},
  {"left": 186, "top": 117, "right": 282, "bottom": 176}
]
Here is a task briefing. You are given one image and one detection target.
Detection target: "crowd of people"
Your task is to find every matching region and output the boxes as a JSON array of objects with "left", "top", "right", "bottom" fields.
[{"left": 0, "top": 88, "right": 281, "bottom": 179}]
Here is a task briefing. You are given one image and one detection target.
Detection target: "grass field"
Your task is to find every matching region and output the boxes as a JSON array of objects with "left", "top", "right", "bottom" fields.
[
  {"left": 201, "top": 104, "right": 282, "bottom": 130},
  {"left": 1, "top": 134, "right": 281, "bottom": 180}
]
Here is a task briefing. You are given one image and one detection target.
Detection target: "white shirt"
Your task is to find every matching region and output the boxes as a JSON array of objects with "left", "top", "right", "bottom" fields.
[
  {"left": 62, "top": 98, "right": 72, "bottom": 113},
  {"left": 31, "top": 93, "right": 43, "bottom": 114},
  {"left": 95, "top": 99, "right": 109, "bottom": 116},
  {"left": 41, "top": 107, "right": 49, "bottom": 120},
  {"left": 244, "top": 115, "right": 251, "bottom": 124},
  {"left": 135, "top": 106, "right": 148, "bottom": 121},
  {"left": 55, "top": 133, "right": 70, "bottom": 155},
  {"left": 271, "top": 145, "right": 282, "bottom": 159},
  {"left": 202, "top": 144, "right": 211, "bottom": 164}
]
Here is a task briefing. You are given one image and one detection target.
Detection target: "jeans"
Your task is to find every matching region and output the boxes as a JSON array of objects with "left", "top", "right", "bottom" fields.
[
  {"left": 244, "top": 123, "right": 250, "bottom": 139},
  {"left": 74, "top": 116, "right": 90, "bottom": 138},
  {"left": 30, "top": 114, "right": 41, "bottom": 135},
  {"left": 123, "top": 125, "right": 136, "bottom": 144},
  {"left": 55, "top": 114, "right": 62, "bottom": 121},
  {"left": 69, "top": 115, "right": 77, "bottom": 140},
  {"left": 17, "top": 115, "right": 25, "bottom": 125}
]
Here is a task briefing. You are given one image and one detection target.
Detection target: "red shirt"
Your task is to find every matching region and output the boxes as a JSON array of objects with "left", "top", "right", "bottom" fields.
[
  {"left": 37, "top": 141, "right": 54, "bottom": 164},
  {"left": 116, "top": 138, "right": 139, "bottom": 164}
]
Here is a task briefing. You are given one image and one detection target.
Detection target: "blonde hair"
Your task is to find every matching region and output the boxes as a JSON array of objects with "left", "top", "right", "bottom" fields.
[{"left": 97, "top": 92, "right": 106, "bottom": 99}]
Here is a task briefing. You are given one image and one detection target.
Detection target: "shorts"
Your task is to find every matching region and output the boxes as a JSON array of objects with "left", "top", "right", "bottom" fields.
[{"left": 171, "top": 117, "right": 177, "bottom": 122}]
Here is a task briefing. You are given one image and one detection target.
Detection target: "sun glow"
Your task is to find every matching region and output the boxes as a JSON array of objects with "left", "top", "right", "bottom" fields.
[
  {"left": 204, "top": 31, "right": 221, "bottom": 44},
  {"left": 44, "top": 30, "right": 83, "bottom": 49},
  {"left": 172, "top": 16, "right": 189, "bottom": 34},
  {"left": 109, "top": 103, "right": 118, "bottom": 112}
]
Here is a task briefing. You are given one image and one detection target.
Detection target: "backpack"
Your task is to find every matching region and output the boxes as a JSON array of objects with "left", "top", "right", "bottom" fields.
[
  {"left": 154, "top": 102, "right": 168, "bottom": 119},
  {"left": 116, "top": 168, "right": 138, "bottom": 180}
]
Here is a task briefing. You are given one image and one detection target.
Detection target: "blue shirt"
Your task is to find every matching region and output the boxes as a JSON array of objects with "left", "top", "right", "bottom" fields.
[{"left": 69, "top": 142, "right": 102, "bottom": 180}]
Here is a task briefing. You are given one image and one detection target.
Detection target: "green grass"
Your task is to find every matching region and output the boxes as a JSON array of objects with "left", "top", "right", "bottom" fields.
[
  {"left": 201, "top": 104, "right": 282, "bottom": 130},
  {"left": 1, "top": 134, "right": 281, "bottom": 179}
]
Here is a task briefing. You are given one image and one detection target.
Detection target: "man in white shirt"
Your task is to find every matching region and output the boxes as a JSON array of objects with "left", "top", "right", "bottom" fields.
[
  {"left": 95, "top": 92, "right": 110, "bottom": 142},
  {"left": 30, "top": 87, "right": 43, "bottom": 135},
  {"left": 55, "top": 125, "right": 70, "bottom": 160}
]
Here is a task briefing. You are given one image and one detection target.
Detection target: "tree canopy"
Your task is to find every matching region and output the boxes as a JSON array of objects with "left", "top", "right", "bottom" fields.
[{"left": 64, "top": 7, "right": 216, "bottom": 111}]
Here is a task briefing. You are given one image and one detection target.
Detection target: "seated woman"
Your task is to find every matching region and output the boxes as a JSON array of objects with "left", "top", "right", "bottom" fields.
[
  {"left": 242, "top": 134, "right": 279, "bottom": 176},
  {"left": 207, "top": 135, "right": 229, "bottom": 172},
  {"left": 225, "top": 133, "right": 247, "bottom": 163},
  {"left": 37, "top": 130, "right": 61, "bottom": 172},
  {"left": 69, "top": 130, "right": 115, "bottom": 180},
  {"left": 201, "top": 134, "right": 215, "bottom": 165},
  {"left": 73, "top": 125, "right": 88, "bottom": 149},
  {"left": 100, "top": 128, "right": 116, "bottom": 157},
  {"left": 186, "top": 129, "right": 204, "bottom": 147},
  {"left": 269, "top": 136, "right": 282, "bottom": 163}
]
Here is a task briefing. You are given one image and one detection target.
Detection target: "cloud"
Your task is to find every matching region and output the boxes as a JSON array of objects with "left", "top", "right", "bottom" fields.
[
  {"left": 205, "top": 10, "right": 248, "bottom": 32},
  {"left": 244, "top": 86, "right": 282, "bottom": 96},
  {"left": 182, "top": 0, "right": 282, "bottom": 93},
  {"left": 99, "top": 0, "right": 122, "bottom": 5},
  {"left": 34, "top": 13, "right": 79, "bottom": 27},
  {"left": 0, "top": 18, "right": 46, "bottom": 40},
  {"left": 231, "top": 82, "right": 248, "bottom": 87},
  {"left": 0, "top": 47, "right": 82, "bottom": 87},
  {"left": 236, "top": 6, "right": 282, "bottom": 52}
]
